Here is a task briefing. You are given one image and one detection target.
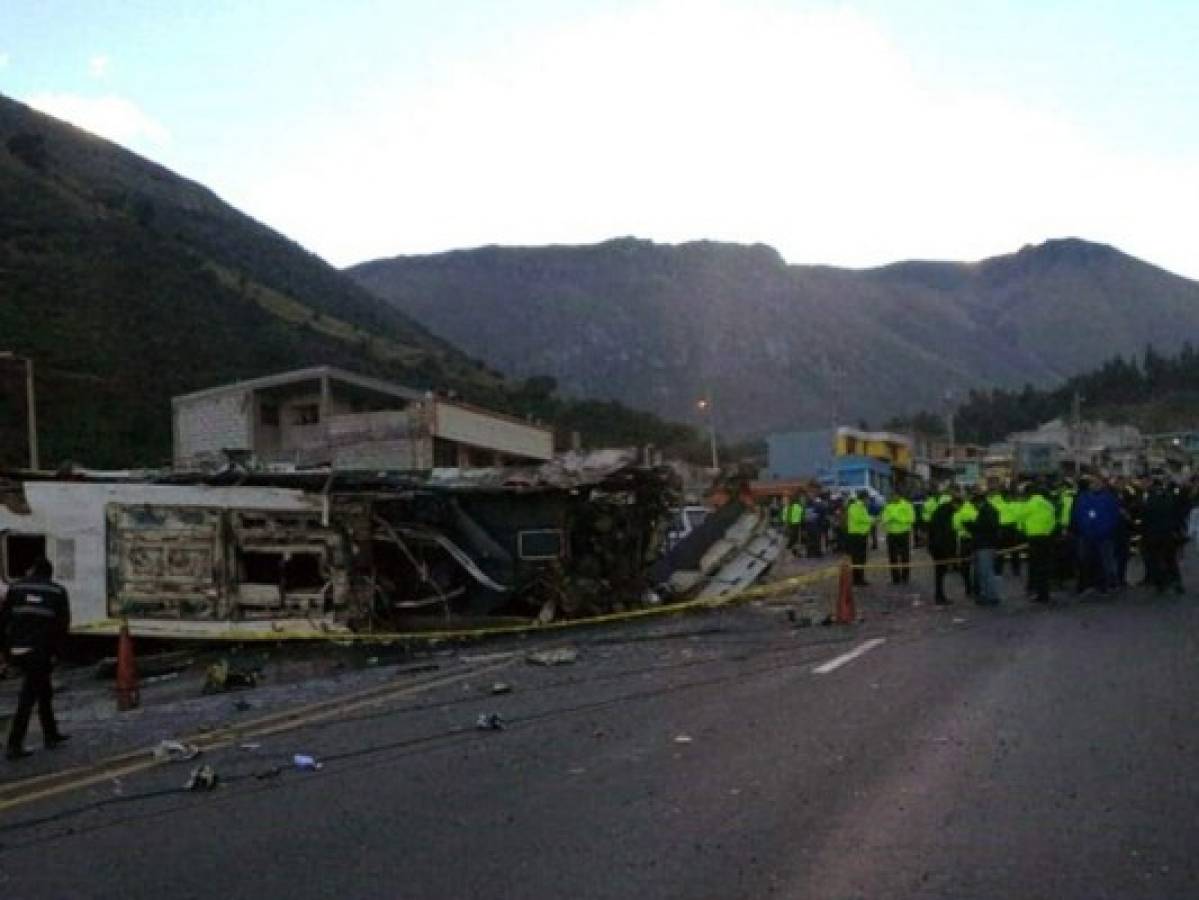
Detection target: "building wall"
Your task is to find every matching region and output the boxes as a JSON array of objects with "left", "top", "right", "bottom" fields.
[
  {"left": 254, "top": 387, "right": 408, "bottom": 465},
  {"left": 174, "top": 392, "right": 252, "bottom": 468},
  {"left": 835, "top": 428, "right": 913, "bottom": 470},
  {"left": 765, "top": 429, "right": 835, "bottom": 481},
  {"left": 332, "top": 438, "right": 433, "bottom": 470},
  {"left": 434, "top": 401, "right": 553, "bottom": 462},
  {"left": 836, "top": 456, "right": 893, "bottom": 493}
]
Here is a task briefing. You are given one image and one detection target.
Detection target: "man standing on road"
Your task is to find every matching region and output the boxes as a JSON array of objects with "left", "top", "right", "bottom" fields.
[
  {"left": 953, "top": 489, "right": 978, "bottom": 597},
  {"left": 881, "top": 491, "right": 916, "bottom": 584},
  {"left": 1, "top": 558, "right": 71, "bottom": 760},
  {"left": 1072, "top": 477, "right": 1119, "bottom": 594},
  {"left": 1140, "top": 480, "right": 1186, "bottom": 594},
  {"left": 802, "top": 497, "right": 825, "bottom": 558},
  {"left": 1022, "top": 483, "right": 1058, "bottom": 604},
  {"left": 928, "top": 493, "right": 960, "bottom": 605},
  {"left": 968, "top": 488, "right": 1003, "bottom": 605},
  {"left": 783, "top": 493, "right": 804, "bottom": 555},
  {"left": 846, "top": 490, "right": 875, "bottom": 587}
]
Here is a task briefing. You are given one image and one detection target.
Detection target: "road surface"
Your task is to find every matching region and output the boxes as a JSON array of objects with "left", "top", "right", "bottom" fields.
[{"left": 1, "top": 563, "right": 1196, "bottom": 899}]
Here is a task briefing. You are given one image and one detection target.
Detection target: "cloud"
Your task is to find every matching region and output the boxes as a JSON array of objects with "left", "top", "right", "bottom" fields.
[
  {"left": 0, "top": 52, "right": 10, "bottom": 69},
  {"left": 25, "top": 93, "right": 170, "bottom": 148},
  {"left": 237, "top": 0, "right": 1199, "bottom": 278},
  {"left": 89, "top": 54, "right": 110, "bottom": 79}
]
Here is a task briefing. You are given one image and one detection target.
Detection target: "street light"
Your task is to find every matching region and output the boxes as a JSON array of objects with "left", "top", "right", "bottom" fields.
[{"left": 697, "top": 394, "right": 719, "bottom": 471}]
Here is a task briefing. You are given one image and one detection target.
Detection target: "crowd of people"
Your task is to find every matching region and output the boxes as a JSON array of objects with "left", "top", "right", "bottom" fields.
[{"left": 776, "top": 474, "right": 1196, "bottom": 606}]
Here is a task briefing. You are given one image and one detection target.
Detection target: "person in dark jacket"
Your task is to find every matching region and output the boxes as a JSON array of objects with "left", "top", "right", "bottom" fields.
[
  {"left": 1140, "top": 481, "right": 1185, "bottom": 594},
  {"left": 928, "top": 494, "right": 960, "bottom": 605},
  {"left": 1, "top": 558, "right": 71, "bottom": 760},
  {"left": 1113, "top": 479, "right": 1138, "bottom": 587},
  {"left": 967, "top": 489, "right": 1002, "bottom": 605}
]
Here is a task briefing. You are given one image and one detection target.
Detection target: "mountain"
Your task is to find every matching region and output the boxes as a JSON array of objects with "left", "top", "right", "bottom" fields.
[
  {"left": 347, "top": 237, "right": 1199, "bottom": 437},
  {"left": 0, "top": 94, "right": 515, "bottom": 467}
]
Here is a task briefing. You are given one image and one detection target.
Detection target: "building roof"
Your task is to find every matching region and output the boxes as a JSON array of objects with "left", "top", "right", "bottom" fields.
[{"left": 171, "top": 366, "right": 426, "bottom": 407}]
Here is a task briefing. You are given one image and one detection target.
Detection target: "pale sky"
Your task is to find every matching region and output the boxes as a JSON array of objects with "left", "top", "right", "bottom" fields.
[{"left": 3, "top": 0, "right": 1197, "bottom": 277}]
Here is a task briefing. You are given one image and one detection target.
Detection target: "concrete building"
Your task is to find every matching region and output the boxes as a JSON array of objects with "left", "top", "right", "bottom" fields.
[
  {"left": 172, "top": 367, "right": 554, "bottom": 471},
  {"left": 765, "top": 427, "right": 909, "bottom": 494},
  {"left": 1007, "top": 418, "right": 1143, "bottom": 475},
  {"left": 765, "top": 429, "right": 836, "bottom": 483}
]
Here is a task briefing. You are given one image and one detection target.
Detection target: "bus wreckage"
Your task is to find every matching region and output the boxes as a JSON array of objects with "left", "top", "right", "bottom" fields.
[{"left": 0, "top": 451, "right": 782, "bottom": 640}]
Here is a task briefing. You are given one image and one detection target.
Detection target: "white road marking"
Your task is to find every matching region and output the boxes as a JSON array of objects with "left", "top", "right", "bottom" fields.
[{"left": 812, "top": 638, "right": 887, "bottom": 675}]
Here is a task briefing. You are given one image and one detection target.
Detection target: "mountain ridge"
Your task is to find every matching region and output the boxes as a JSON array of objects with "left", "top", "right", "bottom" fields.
[{"left": 347, "top": 236, "right": 1199, "bottom": 438}]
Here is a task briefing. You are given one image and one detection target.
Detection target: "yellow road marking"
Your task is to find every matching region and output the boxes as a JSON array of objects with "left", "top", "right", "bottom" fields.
[{"left": 0, "top": 659, "right": 515, "bottom": 816}]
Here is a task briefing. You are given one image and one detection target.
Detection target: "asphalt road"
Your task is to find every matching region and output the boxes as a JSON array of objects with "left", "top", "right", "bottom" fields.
[{"left": 1, "top": 560, "right": 1197, "bottom": 899}]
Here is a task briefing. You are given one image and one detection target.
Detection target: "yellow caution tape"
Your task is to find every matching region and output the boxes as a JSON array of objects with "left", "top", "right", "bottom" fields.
[{"left": 69, "top": 543, "right": 1044, "bottom": 644}]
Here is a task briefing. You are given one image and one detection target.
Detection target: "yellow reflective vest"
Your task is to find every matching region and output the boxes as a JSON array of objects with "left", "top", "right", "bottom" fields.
[
  {"left": 1058, "top": 490, "right": 1075, "bottom": 529},
  {"left": 1022, "top": 494, "right": 1057, "bottom": 536},
  {"left": 989, "top": 493, "right": 1014, "bottom": 526},
  {"left": 846, "top": 499, "right": 874, "bottom": 535},
  {"left": 881, "top": 499, "right": 915, "bottom": 534},
  {"left": 953, "top": 500, "right": 978, "bottom": 539}
]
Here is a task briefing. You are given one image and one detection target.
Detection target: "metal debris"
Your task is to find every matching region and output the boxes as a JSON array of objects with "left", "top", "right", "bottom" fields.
[
  {"left": 184, "top": 764, "right": 218, "bottom": 791},
  {"left": 203, "top": 659, "right": 260, "bottom": 694},
  {"left": 476, "top": 712, "right": 506, "bottom": 731},
  {"left": 526, "top": 647, "right": 579, "bottom": 667},
  {"left": 153, "top": 740, "right": 201, "bottom": 762}
]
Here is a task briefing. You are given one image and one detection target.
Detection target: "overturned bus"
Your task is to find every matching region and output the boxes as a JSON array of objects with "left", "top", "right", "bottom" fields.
[{"left": 0, "top": 454, "right": 681, "bottom": 639}]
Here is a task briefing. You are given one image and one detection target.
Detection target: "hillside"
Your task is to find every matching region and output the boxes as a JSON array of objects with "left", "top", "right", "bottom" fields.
[
  {"left": 907, "top": 346, "right": 1199, "bottom": 445},
  {"left": 348, "top": 237, "right": 1199, "bottom": 437},
  {"left": 0, "top": 95, "right": 509, "bottom": 467}
]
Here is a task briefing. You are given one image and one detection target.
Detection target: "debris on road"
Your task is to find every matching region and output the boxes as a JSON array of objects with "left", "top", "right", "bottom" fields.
[
  {"left": 476, "top": 712, "right": 506, "bottom": 731},
  {"left": 490, "top": 682, "right": 513, "bottom": 695},
  {"left": 185, "top": 764, "right": 218, "bottom": 791},
  {"left": 96, "top": 650, "right": 193, "bottom": 681},
  {"left": 233, "top": 699, "right": 253, "bottom": 712},
  {"left": 142, "top": 671, "right": 182, "bottom": 686},
  {"left": 786, "top": 609, "right": 814, "bottom": 628},
  {"left": 203, "top": 659, "right": 260, "bottom": 694},
  {"left": 674, "top": 734, "right": 693, "bottom": 744},
  {"left": 527, "top": 647, "right": 579, "bottom": 666},
  {"left": 240, "top": 742, "right": 261, "bottom": 751},
  {"left": 293, "top": 754, "right": 323, "bottom": 771},
  {"left": 460, "top": 651, "right": 517, "bottom": 665},
  {"left": 152, "top": 739, "right": 201, "bottom": 762}
]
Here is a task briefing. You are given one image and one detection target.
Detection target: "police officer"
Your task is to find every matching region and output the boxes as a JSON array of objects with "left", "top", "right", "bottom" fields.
[
  {"left": 783, "top": 493, "right": 804, "bottom": 555},
  {"left": 881, "top": 491, "right": 916, "bottom": 584},
  {"left": 1021, "top": 482, "right": 1059, "bottom": 604},
  {"left": 2, "top": 558, "right": 71, "bottom": 760},
  {"left": 845, "top": 490, "right": 875, "bottom": 586}
]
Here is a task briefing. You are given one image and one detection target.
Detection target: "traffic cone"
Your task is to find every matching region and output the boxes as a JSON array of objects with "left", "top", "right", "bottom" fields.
[
  {"left": 115, "top": 620, "right": 140, "bottom": 711},
  {"left": 835, "top": 560, "right": 857, "bottom": 624}
]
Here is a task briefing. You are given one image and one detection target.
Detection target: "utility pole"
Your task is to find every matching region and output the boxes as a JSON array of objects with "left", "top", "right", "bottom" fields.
[
  {"left": 1072, "top": 391, "right": 1083, "bottom": 476},
  {"left": 697, "top": 393, "right": 719, "bottom": 471},
  {"left": 943, "top": 389, "right": 955, "bottom": 452}
]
